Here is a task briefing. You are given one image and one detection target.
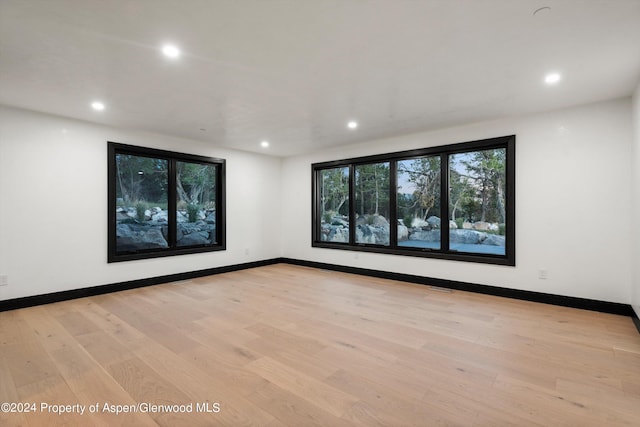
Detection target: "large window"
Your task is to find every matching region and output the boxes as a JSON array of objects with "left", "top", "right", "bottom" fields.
[
  {"left": 108, "top": 142, "right": 225, "bottom": 262},
  {"left": 312, "top": 136, "right": 515, "bottom": 265},
  {"left": 355, "top": 162, "right": 390, "bottom": 246}
]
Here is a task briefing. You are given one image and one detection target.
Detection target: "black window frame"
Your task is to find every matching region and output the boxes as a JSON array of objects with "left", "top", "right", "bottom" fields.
[
  {"left": 312, "top": 135, "right": 515, "bottom": 266},
  {"left": 108, "top": 142, "right": 226, "bottom": 263}
]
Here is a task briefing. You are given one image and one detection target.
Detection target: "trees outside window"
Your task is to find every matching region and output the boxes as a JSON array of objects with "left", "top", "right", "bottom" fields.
[
  {"left": 397, "top": 156, "right": 441, "bottom": 250},
  {"left": 114, "top": 154, "right": 169, "bottom": 253},
  {"left": 176, "top": 161, "right": 218, "bottom": 247},
  {"left": 318, "top": 167, "right": 349, "bottom": 243},
  {"left": 449, "top": 149, "right": 506, "bottom": 255},
  {"left": 108, "top": 143, "right": 225, "bottom": 262},
  {"left": 312, "top": 136, "right": 515, "bottom": 265},
  {"left": 355, "top": 162, "right": 390, "bottom": 245}
]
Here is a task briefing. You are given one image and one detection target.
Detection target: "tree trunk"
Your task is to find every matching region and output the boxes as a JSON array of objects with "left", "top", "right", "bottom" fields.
[
  {"left": 451, "top": 198, "right": 460, "bottom": 222},
  {"left": 176, "top": 172, "right": 190, "bottom": 203},
  {"left": 374, "top": 168, "right": 379, "bottom": 215},
  {"left": 116, "top": 162, "right": 130, "bottom": 202},
  {"left": 495, "top": 177, "right": 506, "bottom": 223},
  {"left": 336, "top": 196, "right": 347, "bottom": 214},
  {"left": 480, "top": 180, "right": 488, "bottom": 222}
]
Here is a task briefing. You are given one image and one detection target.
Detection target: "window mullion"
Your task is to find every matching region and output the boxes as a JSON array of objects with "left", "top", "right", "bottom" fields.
[
  {"left": 440, "top": 153, "right": 450, "bottom": 252},
  {"left": 389, "top": 160, "right": 398, "bottom": 247},
  {"left": 348, "top": 164, "right": 356, "bottom": 245},
  {"left": 168, "top": 158, "right": 177, "bottom": 249}
]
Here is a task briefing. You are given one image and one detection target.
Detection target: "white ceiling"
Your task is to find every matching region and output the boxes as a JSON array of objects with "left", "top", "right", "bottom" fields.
[{"left": 1, "top": 0, "right": 639, "bottom": 157}]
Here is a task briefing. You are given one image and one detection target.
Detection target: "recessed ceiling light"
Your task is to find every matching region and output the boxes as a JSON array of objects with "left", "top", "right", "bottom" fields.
[
  {"left": 91, "top": 101, "right": 105, "bottom": 111},
  {"left": 347, "top": 121, "right": 358, "bottom": 129},
  {"left": 261, "top": 140, "right": 269, "bottom": 148},
  {"left": 544, "top": 72, "right": 561, "bottom": 85},
  {"left": 162, "top": 44, "right": 181, "bottom": 59}
]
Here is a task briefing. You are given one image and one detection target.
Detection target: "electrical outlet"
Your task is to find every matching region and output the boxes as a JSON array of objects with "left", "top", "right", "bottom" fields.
[
  {"left": 538, "top": 269, "right": 548, "bottom": 280},
  {"left": 0, "top": 275, "right": 8, "bottom": 286}
]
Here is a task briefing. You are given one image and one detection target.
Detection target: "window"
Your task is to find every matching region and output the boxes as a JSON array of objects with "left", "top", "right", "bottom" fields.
[
  {"left": 397, "top": 155, "right": 441, "bottom": 250},
  {"left": 108, "top": 142, "right": 225, "bottom": 262},
  {"left": 355, "top": 162, "right": 390, "bottom": 246},
  {"left": 312, "top": 136, "right": 515, "bottom": 265},
  {"left": 318, "top": 167, "right": 349, "bottom": 243}
]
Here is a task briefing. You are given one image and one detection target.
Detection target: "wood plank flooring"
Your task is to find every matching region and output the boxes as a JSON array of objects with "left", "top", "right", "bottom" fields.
[{"left": 1, "top": 264, "right": 639, "bottom": 426}]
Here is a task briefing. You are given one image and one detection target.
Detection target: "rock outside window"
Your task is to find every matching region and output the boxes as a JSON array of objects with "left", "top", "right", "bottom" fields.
[
  {"left": 312, "top": 135, "right": 515, "bottom": 266},
  {"left": 108, "top": 142, "right": 226, "bottom": 262}
]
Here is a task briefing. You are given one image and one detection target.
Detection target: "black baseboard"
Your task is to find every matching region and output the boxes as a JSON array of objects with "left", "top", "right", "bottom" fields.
[
  {"left": 280, "top": 258, "right": 636, "bottom": 317},
  {"left": 633, "top": 312, "right": 640, "bottom": 335},
  {"left": 0, "top": 257, "right": 636, "bottom": 322},
  {"left": 0, "top": 258, "right": 280, "bottom": 313}
]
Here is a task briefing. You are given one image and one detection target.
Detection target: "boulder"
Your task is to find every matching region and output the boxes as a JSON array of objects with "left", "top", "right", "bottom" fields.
[
  {"left": 151, "top": 210, "right": 168, "bottom": 222},
  {"left": 139, "top": 228, "right": 169, "bottom": 248},
  {"left": 356, "top": 224, "right": 375, "bottom": 244},
  {"left": 177, "top": 231, "right": 210, "bottom": 246},
  {"left": 411, "top": 218, "right": 430, "bottom": 228},
  {"left": 116, "top": 223, "right": 134, "bottom": 238},
  {"left": 482, "top": 234, "right": 505, "bottom": 246},
  {"left": 356, "top": 224, "right": 390, "bottom": 245},
  {"left": 371, "top": 215, "right": 389, "bottom": 227},
  {"left": 450, "top": 229, "right": 485, "bottom": 244},
  {"left": 409, "top": 230, "right": 440, "bottom": 242},
  {"left": 426, "top": 216, "right": 441, "bottom": 228},
  {"left": 472, "top": 222, "right": 490, "bottom": 231},
  {"left": 331, "top": 217, "right": 348, "bottom": 227},
  {"left": 116, "top": 225, "right": 168, "bottom": 251},
  {"left": 328, "top": 226, "right": 349, "bottom": 243},
  {"left": 397, "top": 224, "right": 409, "bottom": 241}
]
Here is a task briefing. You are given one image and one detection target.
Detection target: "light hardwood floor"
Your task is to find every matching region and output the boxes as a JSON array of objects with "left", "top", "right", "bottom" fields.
[{"left": 1, "top": 264, "right": 639, "bottom": 426}]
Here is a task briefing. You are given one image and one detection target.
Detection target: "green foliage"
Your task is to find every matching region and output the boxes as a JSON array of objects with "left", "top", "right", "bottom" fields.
[
  {"left": 455, "top": 218, "right": 464, "bottom": 229},
  {"left": 365, "top": 215, "right": 376, "bottom": 225},
  {"left": 403, "top": 214, "right": 414, "bottom": 228},
  {"left": 355, "top": 163, "right": 390, "bottom": 217},
  {"left": 177, "top": 162, "right": 217, "bottom": 206},
  {"left": 319, "top": 167, "right": 349, "bottom": 217},
  {"left": 115, "top": 154, "right": 168, "bottom": 204},
  {"left": 135, "top": 202, "right": 147, "bottom": 222},
  {"left": 397, "top": 156, "right": 440, "bottom": 221},
  {"left": 116, "top": 158, "right": 217, "bottom": 209},
  {"left": 187, "top": 203, "right": 200, "bottom": 223},
  {"left": 499, "top": 223, "right": 506, "bottom": 236},
  {"left": 451, "top": 148, "right": 506, "bottom": 224},
  {"left": 323, "top": 212, "right": 333, "bottom": 224}
]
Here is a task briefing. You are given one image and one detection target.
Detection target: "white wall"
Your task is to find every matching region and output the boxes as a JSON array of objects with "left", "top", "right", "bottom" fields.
[
  {"left": 0, "top": 106, "right": 282, "bottom": 301},
  {"left": 1, "top": 98, "right": 635, "bottom": 306},
  {"left": 632, "top": 82, "right": 640, "bottom": 317},
  {"left": 281, "top": 98, "right": 634, "bottom": 304}
]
